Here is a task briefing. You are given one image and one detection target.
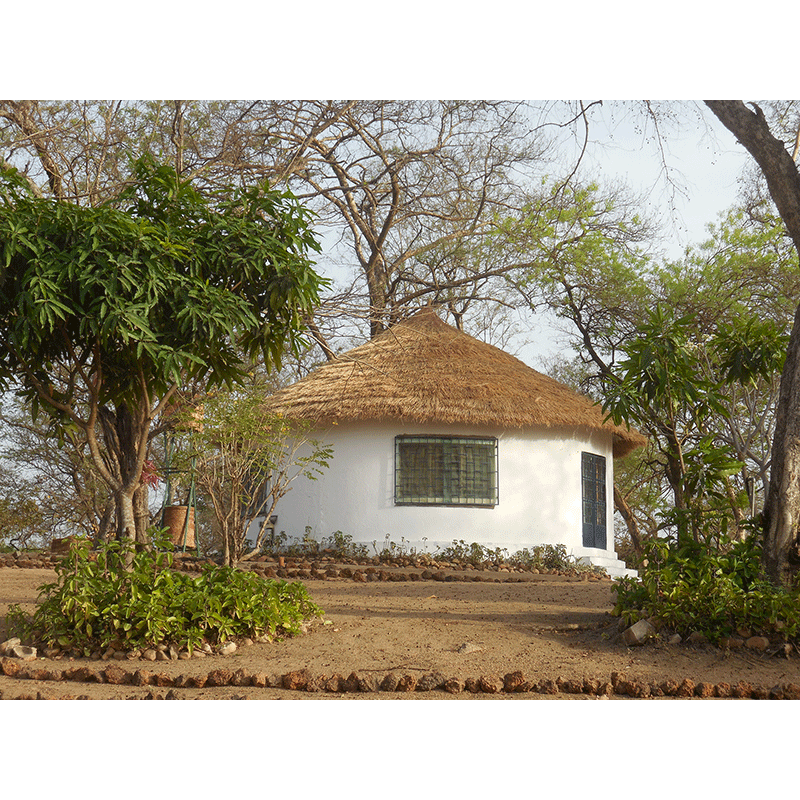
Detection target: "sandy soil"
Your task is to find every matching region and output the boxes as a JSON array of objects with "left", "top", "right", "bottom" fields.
[{"left": 2, "top": 565, "right": 799, "bottom": 700}]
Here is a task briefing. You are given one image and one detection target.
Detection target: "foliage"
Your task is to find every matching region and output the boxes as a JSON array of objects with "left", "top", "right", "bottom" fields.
[
  {"left": 0, "top": 155, "right": 325, "bottom": 542},
  {"left": 320, "top": 531, "right": 370, "bottom": 560},
  {"left": 174, "top": 385, "right": 333, "bottom": 567},
  {"left": 602, "top": 305, "right": 786, "bottom": 546},
  {"left": 508, "top": 544, "right": 573, "bottom": 571},
  {"left": 433, "top": 539, "right": 506, "bottom": 565},
  {"left": 0, "top": 488, "right": 45, "bottom": 550},
  {"left": 612, "top": 536, "right": 800, "bottom": 644},
  {"left": 7, "top": 531, "right": 323, "bottom": 654}
]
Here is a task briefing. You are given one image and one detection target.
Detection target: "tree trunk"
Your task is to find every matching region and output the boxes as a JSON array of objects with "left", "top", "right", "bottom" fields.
[
  {"left": 705, "top": 100, "right": 800, "bottom": 585},
  {"left": 134, "top": 483, "right": 150, "bottom": 548},
  {"left": 613, "top": 483, "right": 643, "bottom": 555}
]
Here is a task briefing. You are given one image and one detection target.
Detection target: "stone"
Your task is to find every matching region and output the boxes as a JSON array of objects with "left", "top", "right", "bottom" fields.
[
  {"left": 357, "top": 674, "right": 380, "bottom": 692},
  {"left": 714, "top": 682, "right": 732, "bottom": 698},
  {"left": 536, "top": 679, "right": 559, "bottom": 695},
  {"left": 103, "top": 664, "right": 130, "bottom": 685},
  {"left": 218, "top": 641, "right": 238, "bottom": 656},
  {"left": 343, "top": 672, "right": 361, "bottom": 692},
  {"left": 676, "top": 678, "right": 695, "bottom": 698},
  {"left": 141, "top": 649, "right": 158, "bottom": 662},
  {"left": 443, "top": 677, "right": 463, "bottom": 694},
  {"left": 380, "top": 673, "right": 400, "bottom": 692},
  {"left": 667, "top": 634, "right": 682, "bottom": 645},
  {"left": 783, "top": 683, "right": 800, "bottom": 700},
  {"left": 207, "top": 669, "right": 234, "bottom": 687},
  {"left": 1, "top": 657, "right": 21, "bottom": 677},
  {"left": 132, "top": 669, "right": 154, "bottom": 686},
  {"left": 323, "top": 674, "right": 345, "bottom": 692},
  {"left": 250, "top": 672, "right": 268, "bottom": 688},
  {"left": 732, "top": 681, "right": 752, "bottom": 698},
  {"left": 0, "top": 637, "right": 22, "bottom": 656},
  {"left": 10, "top": 645, "right": 37, "bottom": 661},
  {"left": 231, "top": 669, "right": 250, "bottom": 687},
  {"left": 416, "top": 672, "right": 445, "bottom": 692},
  {"left": 687, "top": 631, "right": 708, "bottom": 646},
  {"left": 168, "top": 645, "right": 180, "bottom": 660},
  {"left": 478, "top": 675, "right": 502, "bottom": 694},
  {"left": 457, "top": 642, "right": 483, "bottom": 654},
  {"left": 504, "top": 671, "right": 529, "bottom": 693},
  {"left": 719, "top": 636, "right": 744, "bottom": 650},
  {"left": 695, "top": 682, "right": 715, "bottom": 698},
  {"left": 397, "top": 674, "right": 417, "bottom": 692},
  {"left": 622, "top": 619, "right": 656, "bottom": 646},
  {"left": 745, "top": 636, "right": 771, "bottom": 653},
  {"left": 283, "top": 669, "right": 312, "bottom": 691},
  {"left": 582, "top": 678, "right": 601, "bottom": 695}
]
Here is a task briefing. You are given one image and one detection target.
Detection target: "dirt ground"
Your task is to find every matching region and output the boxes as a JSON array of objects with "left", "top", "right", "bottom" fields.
[{"left": 2, "top": 565, "right": 800, "bottom": 700}]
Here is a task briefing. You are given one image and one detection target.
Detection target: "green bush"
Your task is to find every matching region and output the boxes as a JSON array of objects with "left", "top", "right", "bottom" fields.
[
  {"left": 509, "top": 544, "right": 571, "bottom": 571},
  {"left": 435, "top": 539, "right": 508, "bottom": 566},
  {"left": 612, "top": 536, "right": 800, "bottom": 643},
  {"left": 7, "top": 531, "right": 323, "bottom": 654}
]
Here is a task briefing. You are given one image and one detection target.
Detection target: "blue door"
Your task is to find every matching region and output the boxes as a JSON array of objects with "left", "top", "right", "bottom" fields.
[{"left": 582, "top": 453, "right": 607, "bottom": 549}]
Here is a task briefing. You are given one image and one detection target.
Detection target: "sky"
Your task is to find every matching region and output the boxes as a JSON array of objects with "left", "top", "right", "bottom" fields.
[{"left": 519, "top": 102, "right": 754, "bottom": 365}]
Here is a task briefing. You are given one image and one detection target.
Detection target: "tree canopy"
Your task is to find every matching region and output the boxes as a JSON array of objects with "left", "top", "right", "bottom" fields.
[{"left": 0, "top": 155, "right": 325, "bottom": 544}]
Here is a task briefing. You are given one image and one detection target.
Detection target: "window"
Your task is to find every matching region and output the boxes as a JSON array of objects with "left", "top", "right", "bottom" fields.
[
  {"left": 395, "top": 435, "right": 498, "bottom": 507},
  {"left": 581, "top": 452, "right": 607, "bottom": 549}
]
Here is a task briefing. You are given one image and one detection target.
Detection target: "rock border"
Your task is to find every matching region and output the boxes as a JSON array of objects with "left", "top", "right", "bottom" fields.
[
  {"left": 1, "top": 657, "right": 798, "bottom": 700},
  {"left": 0, "top": 549, "right": 612, "bottom": 584}
]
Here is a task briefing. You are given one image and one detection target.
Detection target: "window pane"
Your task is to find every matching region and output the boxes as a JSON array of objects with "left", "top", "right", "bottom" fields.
[{"left": 396, "top": 436, "right": 497, "bottom": 506}]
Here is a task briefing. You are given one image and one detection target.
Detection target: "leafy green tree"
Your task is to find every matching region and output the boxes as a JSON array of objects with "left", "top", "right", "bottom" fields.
[
  {"left": 174, "top": 384, "right": 333, "bottom": 567},
  {"left": 0, "top": 155, "right": 325, "bottom": 547},
  {"left": 603, "top": 306, "right": 787, "bottom": 547}
]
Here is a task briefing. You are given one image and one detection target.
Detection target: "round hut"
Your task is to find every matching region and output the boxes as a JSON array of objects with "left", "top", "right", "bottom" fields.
[{"left": 261, "top": 307, "right": 645, "bottom": 576}]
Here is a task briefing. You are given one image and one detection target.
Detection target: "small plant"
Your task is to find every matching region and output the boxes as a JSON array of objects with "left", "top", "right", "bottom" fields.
[
  {"left": 320, "top": 531, "right": 369, "bottom": 560},
  {"left": 612, "top": 536, "right": 800, "bottom": 644},
  {"left": 7, "top": 529, "right": 323, "bottom": 654},
  {"left": 509, "top": 544, "right": 571, "bottom": 571}
]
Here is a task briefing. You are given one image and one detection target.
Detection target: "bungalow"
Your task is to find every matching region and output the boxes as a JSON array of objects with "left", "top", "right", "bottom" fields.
[{"left": 260, "top": 307, "right": 645, "bottom": 577}]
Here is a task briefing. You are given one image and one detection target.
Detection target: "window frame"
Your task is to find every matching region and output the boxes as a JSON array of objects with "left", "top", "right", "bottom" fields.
[{"left": 394, "top": 434, "right": 499, "bottom": 508}]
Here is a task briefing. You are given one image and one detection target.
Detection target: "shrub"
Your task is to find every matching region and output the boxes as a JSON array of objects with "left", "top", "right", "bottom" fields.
[
  {"left": 509, "top": 544, "right": 571, "bottom": 571},
  {"left": 435, "top": 539, "right": 508, "bottom": 566},
  {"left": 7, "top": 531, "right": 323, "bottom": 654},
  {"left": 612, "top": 536, "right": 800, "bottom": 643}
]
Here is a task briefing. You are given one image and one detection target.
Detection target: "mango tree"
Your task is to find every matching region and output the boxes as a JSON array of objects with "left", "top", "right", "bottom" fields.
[{"left": 0, "top": 156, "right": 325, "bottom": 547}]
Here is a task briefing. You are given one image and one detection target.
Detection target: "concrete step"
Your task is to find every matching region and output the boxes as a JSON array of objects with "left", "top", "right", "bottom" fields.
[{"left": 570, "top": 547, "right": 638, "bottom": 580}]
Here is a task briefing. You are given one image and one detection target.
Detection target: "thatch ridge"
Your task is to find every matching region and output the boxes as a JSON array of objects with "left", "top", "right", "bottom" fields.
[{"left": 266, "top": 307, "right": 646, "bottom": 458}]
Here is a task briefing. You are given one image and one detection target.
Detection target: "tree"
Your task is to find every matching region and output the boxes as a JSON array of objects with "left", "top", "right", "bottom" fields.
[
  {"left": 705, "top": 100, "right": 800, "bottom": 586},
  {"left": 601, "top": 307, "right": 783, "bottom": 547},
  {"left": 0, "top": 393, "right": 115, "bottom": 541},
  {"left": 0, "top": 155, "right": 325, "bottom": 548},
  {"left": 175, "top": 385, "right": 332, "bottom": 567}
]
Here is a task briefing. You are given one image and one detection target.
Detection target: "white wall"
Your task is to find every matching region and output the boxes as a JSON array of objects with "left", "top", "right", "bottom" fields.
[{"left": 264, "top": 420, "right": 618, "bottom": 561}]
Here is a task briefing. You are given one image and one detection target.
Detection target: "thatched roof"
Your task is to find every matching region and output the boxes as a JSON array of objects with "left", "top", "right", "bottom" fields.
[{"left": 266, "top": 307, "right": 646, "bottom": 458}]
